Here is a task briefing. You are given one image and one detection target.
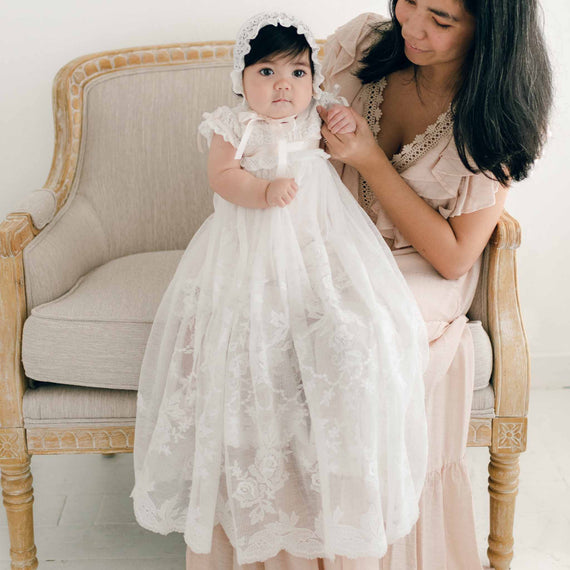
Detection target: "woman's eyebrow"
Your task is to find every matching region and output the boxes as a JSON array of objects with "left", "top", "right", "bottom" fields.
[{"left": 428, "top": 8, "right": 460, "bottom": 22}]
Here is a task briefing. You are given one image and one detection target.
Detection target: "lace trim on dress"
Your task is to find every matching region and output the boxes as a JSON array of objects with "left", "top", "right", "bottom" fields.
[
  {"left": 363, "top": 78, "right": 387, "bottom": 140},
  {"left": 390, "top": 108, "right": 453, "bottom": 172},
  {"left": 360, "top": 79, "right": 387, "bottom": 222},
  {"left": 358, "top": 77, "right": 454, "bottom": 224}
]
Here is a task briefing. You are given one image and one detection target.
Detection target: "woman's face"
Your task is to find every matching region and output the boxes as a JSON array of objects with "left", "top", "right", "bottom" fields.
[{"left": 395, "top": 0, "right": 475, "bottom": 73}]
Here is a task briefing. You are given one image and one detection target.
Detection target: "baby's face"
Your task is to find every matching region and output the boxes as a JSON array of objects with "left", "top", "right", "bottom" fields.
[{"left": 242, "top": 50, "right": 313, "bottom": 120}]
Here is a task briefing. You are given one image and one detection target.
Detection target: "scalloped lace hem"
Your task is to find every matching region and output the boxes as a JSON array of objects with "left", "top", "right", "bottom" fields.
[{"left": 131, "top": 495, "right": 420, "bottom": 566}]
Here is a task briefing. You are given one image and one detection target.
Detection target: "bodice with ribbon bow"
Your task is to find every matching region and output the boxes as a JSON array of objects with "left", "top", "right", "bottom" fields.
[{"left": 232, "top": 103, "right": 329, "bottom": 178}]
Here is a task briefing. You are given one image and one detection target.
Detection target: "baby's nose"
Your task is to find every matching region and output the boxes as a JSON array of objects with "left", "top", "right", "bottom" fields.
[{"left": 274, "top": 77, "right": 291, "bottom": 89}]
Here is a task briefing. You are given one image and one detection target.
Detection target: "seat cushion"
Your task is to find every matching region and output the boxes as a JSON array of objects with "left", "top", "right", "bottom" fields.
[
  {"left": 21, "top": 250, "right": 494, "bottom": 417},
  {"left": 22, "top": 250, "right": 184, "bottom": 390},
  {"left": 468, "top": 320, "right": 493, "bottom": 390},
  {"left": 22, "top": 381, "right": 493, "bottom": 429},
  {"left": 23, "top": 382, "right": 136, "bottom": 428}
]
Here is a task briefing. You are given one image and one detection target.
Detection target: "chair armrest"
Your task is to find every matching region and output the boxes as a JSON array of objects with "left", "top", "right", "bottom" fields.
[
  {"left": 0, "top": 214, "right": 35, "bottom": 428},
  {"left": 2, "top": 49, "right": 111, "bottom": 314},
  {"left": 9, "top": 189, "right": 58, "bottom": 231},
  {"left": 486, "top": 211, "right": 530, "bottom": 417}
]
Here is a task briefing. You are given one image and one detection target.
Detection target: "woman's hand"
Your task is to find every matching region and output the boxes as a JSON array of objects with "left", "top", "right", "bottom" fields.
[{"left": 317, "top": 105, "right": 384, "bottom": 170}]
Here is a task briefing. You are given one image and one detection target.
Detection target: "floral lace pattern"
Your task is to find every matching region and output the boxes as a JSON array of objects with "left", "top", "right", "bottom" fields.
[
  {"left": 390, "top": 109, "right": 453, "bottom": 172},
  {"left": 360, "top": 79, "right": 387, "bottom": 223},
  {"left": 131, "top": 94, "right": 429, "bottom": 564}
]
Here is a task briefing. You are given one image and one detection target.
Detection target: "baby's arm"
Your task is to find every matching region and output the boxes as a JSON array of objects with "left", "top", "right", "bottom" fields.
[
  {"left": 208, "top": 134, "right": 298, "bottom": 208},
  {"left": 324, "top": 104, "right": 357, "bottom": 135}
]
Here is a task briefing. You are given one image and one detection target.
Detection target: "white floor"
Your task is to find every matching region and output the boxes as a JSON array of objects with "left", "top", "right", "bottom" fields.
[{"left": 1, "top": 388, "right": 569, "bottom": 569}]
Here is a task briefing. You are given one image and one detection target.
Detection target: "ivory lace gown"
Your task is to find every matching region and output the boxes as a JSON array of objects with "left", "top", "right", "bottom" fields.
[
  {"left": 185, "top": 14, "right": 501, "bottom": 570},
  {"left": 130, "top": 92, "right": 430, "bottom": 566}
]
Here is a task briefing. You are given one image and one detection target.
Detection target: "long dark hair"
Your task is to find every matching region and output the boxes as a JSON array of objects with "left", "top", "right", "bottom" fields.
[
  {"left": 357, "top": 0, "right": 553, "bottom": 185},
  {"left": 244, "top": 24, "right": 315, "bottom": 75}
]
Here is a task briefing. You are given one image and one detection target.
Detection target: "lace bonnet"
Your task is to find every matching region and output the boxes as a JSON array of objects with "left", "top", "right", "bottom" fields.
[{"left": 231, "top": 12, "right": 325, "bottom": 100}]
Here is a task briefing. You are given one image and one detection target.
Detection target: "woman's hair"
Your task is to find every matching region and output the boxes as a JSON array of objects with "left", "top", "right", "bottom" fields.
[
  {"left": 357, "top": 0, "right": 553, "bottom": 185},
  {"left": 244, "top": 24, "right": 315, "bottom": 76}
]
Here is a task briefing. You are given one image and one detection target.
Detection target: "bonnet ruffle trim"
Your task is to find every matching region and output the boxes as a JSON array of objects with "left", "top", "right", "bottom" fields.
[{"left": 231, "top": 12, "right": 325, "bottom": 100}]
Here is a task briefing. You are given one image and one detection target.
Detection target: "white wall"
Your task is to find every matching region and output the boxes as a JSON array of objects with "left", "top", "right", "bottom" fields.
[{"left": 1, "top": 0, "right": 568, "bottom": 387}]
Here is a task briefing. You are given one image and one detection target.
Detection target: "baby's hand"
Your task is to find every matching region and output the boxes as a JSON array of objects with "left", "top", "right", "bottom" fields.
[
  {"left": 265, "top": 178, "right": 298, "bottom": 208},
  {"left": 324, "top": 104, "right": 356, "bottom": 134}
]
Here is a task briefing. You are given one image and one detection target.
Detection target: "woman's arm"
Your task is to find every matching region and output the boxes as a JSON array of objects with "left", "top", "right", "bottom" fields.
[
  {"left": 208, "top": 134, "right": 299, "bottom": 209},
  {"left": 319, "top": 108, "right": 508, "bottom": 280}
]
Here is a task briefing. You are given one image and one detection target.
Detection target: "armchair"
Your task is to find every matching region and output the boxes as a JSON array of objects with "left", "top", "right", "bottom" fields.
[{"left": 0, "top": 40, "right": 529, "bottom": 570}]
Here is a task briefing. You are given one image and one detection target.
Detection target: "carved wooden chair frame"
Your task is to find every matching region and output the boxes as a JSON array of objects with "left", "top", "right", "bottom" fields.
[{"left": 0, "top": 40, "right": 529, "bottom": 570}]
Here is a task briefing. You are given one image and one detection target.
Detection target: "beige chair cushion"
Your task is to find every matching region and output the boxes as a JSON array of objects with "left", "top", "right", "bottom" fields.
[
  {"left": 22, "top": 381, "right": 494, "bottom": 429},
  {"left": 22, "top": 65, "right": 236, "bottom": 314},
  {"left": 468, "top": 320, "right": 493, "bottom": 390},
  {"left": 21, "top": 250, "right": 495, "bottom": 422},
  {"left": 22, "top": 250, "right": 184, "bottom": 390},
  {"left": 23, "top": 383, "right": 136, "bottom": 428}
]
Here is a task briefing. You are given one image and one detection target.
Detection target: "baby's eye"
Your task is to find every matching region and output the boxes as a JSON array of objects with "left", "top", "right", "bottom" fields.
[
  {"left": 259, "top": 68, "right": 274, "bottom": 76},
  {"left": 293, "top": 69, "right": 306, "bottom": 78}
]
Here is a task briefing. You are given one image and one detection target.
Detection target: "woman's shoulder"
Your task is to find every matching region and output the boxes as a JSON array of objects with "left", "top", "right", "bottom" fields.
[
  {"left": 326, "top": 13, "right": 390, "bottom": 46},
  {"left": 322, "top": 13, "right": 391, "bottom": 101},
  {"left": 325, "top": 13, "right": 391, "bottom": 59}
]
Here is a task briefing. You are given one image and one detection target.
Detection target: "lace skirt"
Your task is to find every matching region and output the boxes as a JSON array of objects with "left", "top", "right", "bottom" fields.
[
  {"left": 130, "top": 155, "right": 429, "bottom": 565},
  {"left": 186, "top": 251, "right": 484, "bottom": 569}
]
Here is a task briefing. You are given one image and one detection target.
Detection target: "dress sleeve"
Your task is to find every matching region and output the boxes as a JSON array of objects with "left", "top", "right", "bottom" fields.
[
  {"left": 321, "top": 13, "right": 388, "bottom": 104},
  {"left": 318, "top": 89, "right": 349, "bottom": 109},
  {"left": 198, "top": 105, "right": 242, "bottom": 149},
  {"left": 430, "top": 142, "right": 501, "bottom": 218}
]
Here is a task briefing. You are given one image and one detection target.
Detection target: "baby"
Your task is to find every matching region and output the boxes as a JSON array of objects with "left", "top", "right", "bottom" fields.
[{"left": 131, "top": 12, "right": 429, "bottom": 566}]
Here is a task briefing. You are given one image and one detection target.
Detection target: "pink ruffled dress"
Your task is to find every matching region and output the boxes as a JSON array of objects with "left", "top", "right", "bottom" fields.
[{"left": 320, "top": 13, "right": 500, "bottom": 570}]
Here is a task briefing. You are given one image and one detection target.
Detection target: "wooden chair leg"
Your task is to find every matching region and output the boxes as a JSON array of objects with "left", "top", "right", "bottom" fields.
[
  {"left": 488, "top": 450, "right": 520, "bottom": 570},
  {"left": 1, "top": 456, "right": 39, "bottom": 570}
]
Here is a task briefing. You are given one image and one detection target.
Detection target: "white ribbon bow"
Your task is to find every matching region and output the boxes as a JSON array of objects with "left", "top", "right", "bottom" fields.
[{"left": 236, "top": 112, "right": 321, "bottom": 177}]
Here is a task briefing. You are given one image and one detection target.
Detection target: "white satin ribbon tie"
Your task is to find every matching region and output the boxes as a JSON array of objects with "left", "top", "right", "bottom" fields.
[{"left": 234, "top": 112, "right": 328, "bottom": 177}]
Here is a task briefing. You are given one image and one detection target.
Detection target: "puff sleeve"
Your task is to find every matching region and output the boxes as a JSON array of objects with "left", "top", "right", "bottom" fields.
[
  {"left": 321, "top": 12, "right": 388, "bottom": 105},
  {"left": 430, "top": 141, "right": 500, "bottom": 218},
  {"left": 394, "top": 136, "right": 500, "bottom": 221},
  {"left": 371, "top": 136, "right": 501, "bottom": 250},
  {"left": 198, "top": 105, "right": 242, "bottom": 150},
  {"left": 318, "top": 89, "right": 349, "bottom": 109}
]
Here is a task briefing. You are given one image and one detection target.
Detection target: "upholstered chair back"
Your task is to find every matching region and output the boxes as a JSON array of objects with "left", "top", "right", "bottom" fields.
[
  {"left": 22, "top": 50, "right": 239, "bottom": 314},
  {"left": 19, "top": 43, "right": 489, "bottom": 328}
]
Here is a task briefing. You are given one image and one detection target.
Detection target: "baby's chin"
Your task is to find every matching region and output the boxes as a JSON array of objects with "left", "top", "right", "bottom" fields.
[{"left": 256, "top": 103, "right": 310, "bottom": 120}]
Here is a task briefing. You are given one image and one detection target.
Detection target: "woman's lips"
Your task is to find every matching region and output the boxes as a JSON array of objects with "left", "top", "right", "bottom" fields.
[{"left": 405, "top": 40, "right": 428, "bottom": 53}]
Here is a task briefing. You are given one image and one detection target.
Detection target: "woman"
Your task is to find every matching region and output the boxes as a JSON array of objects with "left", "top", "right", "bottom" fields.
[
  {"left": 187, "top": 2, "right": 551, "bottom": 568},
  {"left": 317, "top": 0, "right": 552, "bottom": 569}
]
